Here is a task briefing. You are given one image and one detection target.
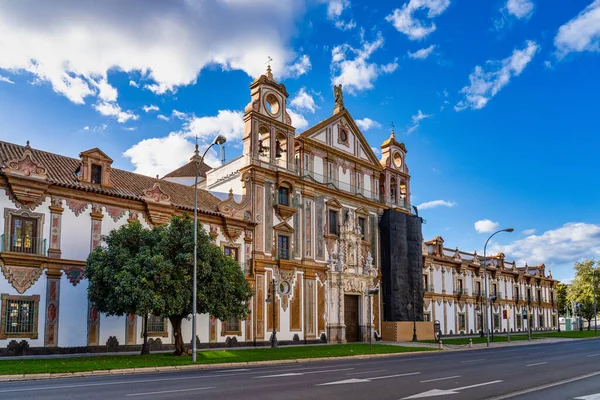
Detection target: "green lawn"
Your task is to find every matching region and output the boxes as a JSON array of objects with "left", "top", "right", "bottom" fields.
[
  {"left": 535, "top": 330, "right": 600, "bottom": 339},
  {"left": 0, "top": 344, "right": 434, "bottom": 375}
]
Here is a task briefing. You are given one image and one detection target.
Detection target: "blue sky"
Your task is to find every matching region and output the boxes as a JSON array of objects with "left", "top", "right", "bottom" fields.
[{"left": 1, "top": 0, "right": 599, "bottom": 282}]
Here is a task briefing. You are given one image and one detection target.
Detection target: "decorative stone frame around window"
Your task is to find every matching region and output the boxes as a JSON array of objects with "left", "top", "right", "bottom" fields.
[
  {"left": 0, "top": 294, "right": 40, "bottom": 339},
  {"left": 337, "top": 124, "right": 350, "bottom": 148},
  {"left": 144, "top": 314, "right": 168, "bottom": 338},
  {"left": 222, "top": 317, "right": 242, "bottom": 336},
  {"left": 3, "top": 208, "right": 46, "bottom": 255}
]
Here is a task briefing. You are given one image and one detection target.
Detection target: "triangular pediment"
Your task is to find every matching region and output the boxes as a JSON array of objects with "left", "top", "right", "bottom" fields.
[
  {"left": 354, "top": 206, "right": 370, "bottom": 216},
  {"left": 326, "top": 198, "right": 343, "bottom": 209},
  {"left": 298, "top": 109, "right": 382, "bottom": 170},
  {"left": 273, "top": 221, "right": 294, "bottom": 233},
  {"left": 79, "top": 148, "right": 113, "bottom": 163}
]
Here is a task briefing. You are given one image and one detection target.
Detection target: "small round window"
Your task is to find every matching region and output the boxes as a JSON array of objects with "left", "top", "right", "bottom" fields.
[
  {"left": 265, "top": 94, "right": 280, "bottom": 116},
  {"left": 279, "top": 281, "right": 291, "bottom": 295},
  {"left": 339, "top": 129, "right": 347, "bottom": 142},
  {"left": 393, "top": 152, "right": 403, "bottom": 168}
]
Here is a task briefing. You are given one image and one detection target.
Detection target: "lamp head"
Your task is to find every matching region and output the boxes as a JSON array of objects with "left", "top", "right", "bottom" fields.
[
  {"left": 213, "top": 135, "right": 227, "bottom": 145},
  {"left": 504, "top": 228, "right": 514, "bottom": 233}
]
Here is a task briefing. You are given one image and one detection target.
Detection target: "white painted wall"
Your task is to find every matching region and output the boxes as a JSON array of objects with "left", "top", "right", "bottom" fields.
[{"left": 58, "top": 277, "right": 88, "bottom": 347}]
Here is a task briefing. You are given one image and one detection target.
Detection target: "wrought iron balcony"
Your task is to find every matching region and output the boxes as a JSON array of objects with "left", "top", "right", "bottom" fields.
[
  {"left": 454, "top": 288, "right": 469, "bottom": 296},
  {"left": 424, "top": 284, "right": 435, "bottom": 293},
  {"left": 0, "top": 234, "right": 46, "bottom": 256}
]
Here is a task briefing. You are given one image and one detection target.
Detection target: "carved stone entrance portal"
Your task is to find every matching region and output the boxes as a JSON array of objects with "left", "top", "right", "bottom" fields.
[{"left": 344, "top": 295, "right": 359, "bottom": 342}]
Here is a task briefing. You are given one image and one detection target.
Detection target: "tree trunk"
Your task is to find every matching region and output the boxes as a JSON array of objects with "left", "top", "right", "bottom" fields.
[
  {"left": 587, "top": 318, "right": 592, "bottom": 330},
  {"left": 141, "top": 314, "right": 150, "bottom": 355},
  {"left": 169, "top": 315, "right": 188, "bottom": 356}
]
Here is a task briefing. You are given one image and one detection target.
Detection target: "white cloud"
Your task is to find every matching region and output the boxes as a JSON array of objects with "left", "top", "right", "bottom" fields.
[
  {"left": 0, "top": 1, "right": 309, "bottom": 109},
  {"left": 331, "top": 33, "right": 397, "bottom": 94},
  {"left": 474, "top": 219, "right": 500, "bottom": 233},
  {"left": 356, "top": 118, "right": 382, "bottom": 131},
  {"left": 124, "top": 127, "right": 136, "bottom": 131},
  {"left": 124, "top": 109, "right": 245, "bottom": 176},
  {"left": 0, "top": 74, "right": 14, "bottom": 84},
  {"left": 416, "top": 200, "right": 456, "bottom": 210},
  {"left": 371, "top": 146, "right": 381, "bottom": 157},
  {"left": 93, "top": 101, "right": 139, "bottom": 123},
  {"left": 523, "top": 228, "right": 536, "bottom": 235},
  {"left": 129, "top": 80, "right": 139, "bottom": 88},
  {"left": 290, "top": 88, "right": 318, "bottom": 113},
  {"left": 287, "top": 109, "right": 309, "bottom": 131},
  {"left": 407, "top": 110, "right": 432, "bottom": 133},
  {"left": 157, "top": 114, "right": 170, "bottom": 121},
  {"left": 172, "top": 110, "right": 188, "bottom": 120},
  {"left": 83, "top": 124, "right": 107, "bottom": 133},
  {"left": 408, "top": 45, "right": 436, "bottom": 60},
  {"left": 506, "top": 0, "right": 535, "bottom": 19},
  {"left": 324, "top": 0, "right": 355, "bottom": 31},
  {"left": 455, "top": 40, "right": 539, "bottom": 111},
  {"left": 489, "top": 223, "right": 600, "bottom": 279},
  {"left": 386, "top": 0, "right": 451, "bottom": 40},
  {"left": 143, "top": 104, "right": 159, "bottom": 113},
  {"left": 554, "top": 0, "right": 600, "bottom": 58}
]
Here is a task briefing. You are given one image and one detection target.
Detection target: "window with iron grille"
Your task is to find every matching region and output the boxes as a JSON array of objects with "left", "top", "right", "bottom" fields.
[
  {"left": 458, "top": 313, "right": 466, "bottom": 331},
  {"left": 0, "top": 294, "right": 40, "bottom": 339},
  {"left": 146, "top": 314, "right": 167, "bottom": 336},
  {"left": 91, "top": 164, "right": 103, "bottom": 184},
  {"left": 277, "top": 235, "right": 290, "bottom": 260},
  {"left": 278, "top": 187, "right": 290, "bottom": 206},
  {"left": 224, "top": 317, "right": 241, "bottom": 333},
  {"left": 517, "top": 315, "right": 522, "bottom": 329},
  {"left": 493, "top": 313, "right": 500, "bottom": 329}
]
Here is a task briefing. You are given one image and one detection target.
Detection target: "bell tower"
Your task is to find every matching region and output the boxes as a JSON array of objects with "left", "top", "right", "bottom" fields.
[
  {"left": 379, "top": 129, "right": 411, "bottom": 210},
  {"left": 242, "top": 65, "right": 296, "bottom": 170}
]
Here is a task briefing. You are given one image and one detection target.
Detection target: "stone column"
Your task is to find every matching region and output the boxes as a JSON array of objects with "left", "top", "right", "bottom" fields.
[
  {"left": 44, "top": 275, "right": 61, "bottom": 347},
  {"left": 87, "top": 204, "right": 103, "bottom": 346},
  {"left": 48, "top": 197, "right": 64, "bottom": 259}
]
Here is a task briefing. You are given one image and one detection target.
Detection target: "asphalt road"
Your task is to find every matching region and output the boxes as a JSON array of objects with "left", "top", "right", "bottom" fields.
[{"left": 1, "top": 340, "right": 600, "bottom": 400}]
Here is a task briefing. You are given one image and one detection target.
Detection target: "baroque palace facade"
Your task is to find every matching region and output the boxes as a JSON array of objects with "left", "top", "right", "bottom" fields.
[
  {"left": 423, "top": 236, "right": 559, "bottom": 335},
  {"left": 0, "top": 66, "right": 558, "bottom": 353}
]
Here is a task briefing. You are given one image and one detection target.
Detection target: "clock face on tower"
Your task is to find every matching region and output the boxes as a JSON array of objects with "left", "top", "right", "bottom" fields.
[{"left": 393, "top": 152, "right": 403, "bottom": 168}]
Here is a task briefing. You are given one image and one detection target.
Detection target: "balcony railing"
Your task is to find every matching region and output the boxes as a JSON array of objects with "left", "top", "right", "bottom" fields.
[
  {"left": 490, "top": 292, "right": 503, "bottom": 300},
  {"left": 474, "top": 289, "right": 484, "bottom": 297},
  {"left": 514, "top": 294, "right": 521, "bottom": 302},
  {"left": 454, "top": 288, "right": 469, "bottom": 296},
  {"left": 0, "top": 234, "right": 46, "bottom": 255},
  {"left": 424, "top": 284, "right": 434, "bottom": 293}
]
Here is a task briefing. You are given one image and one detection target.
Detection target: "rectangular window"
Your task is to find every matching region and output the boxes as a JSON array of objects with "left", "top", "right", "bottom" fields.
[
  {"left": 374, "top": 179, "right": 379, "bottom": 199},
  {"left": 9, "top": 215, "right": 38, "bottom": 253},
  {"left": 225, "top": 317, "right": 241, "bottom": 333},
  {"left": 539, "top": 315, "right": 544, "bottom": 328},
  {"left": 458, "top": 313, "right": 466, "bottom": 331},
  {"left": 356, "top": 173, "right": 362, "bottom": 194},
  {"left": 305, "top": 201, "right": 312, "bottom": 257},
  {"left": 515, "top": 287, "right": 520, "bottom": 301},
  {"left": 278, "top": 235, "right": 289, "bottom": 260},
  {"left": 517, "top": 315, "right": 522, "bottom": 329},
  {"left": 327, "top": 163, "right": 335, "bottom": 184},
  {"left": 304, "top": 154, "right": 312, "bottom": 175},
  {"left": 146, "top": 314, "right": 167, "bottom": 336},
  {"left": 476, "top": 281, "right": 482, "bottom": 296},
  {"left": 492, "top": 284, "right": 497, "bottom": 296},
  {"left": 423, "top": 274, "right": 429, "bottom": 290},
  {"left": 476, "top": 313, "right": 482, "bottom": 331},
  {"left": 91, "top": 164, "right": 102, "bottom": 184},
  {"left": 423, "top": 313, "right": 431, "bottom": 322},
  {"left": 358, "top": 217, "right": 366, "bottom": 240},
  {"left": 328, "top": 210, "right": 338, "bottom": 235},
  {"left": 223, "top": 246, "right": 238, "bottom": 261},
  {"left": 0, "top": 294, "right": 40, "bottom": 339},
  {"left": 493, "top": 313, "right": 500, "bottom": 330},
  {"left": 278, "top": 187, "right": 290, "bottom": 206}
]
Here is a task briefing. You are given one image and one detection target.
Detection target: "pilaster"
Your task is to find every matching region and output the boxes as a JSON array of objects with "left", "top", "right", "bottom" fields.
[
  {"left": 44, "top": 277, "right": 60, "bottom": 346},
  {"left": 48, "top": 197, "right": 64, "bottom": 259}
]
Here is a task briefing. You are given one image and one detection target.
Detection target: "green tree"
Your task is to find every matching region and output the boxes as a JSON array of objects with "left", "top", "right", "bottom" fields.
[
  {"left": 567, "top": 259, "right": 600, "bottom": 330},
  {"left": 86, "top": 221, "right": 162, "bottom": 354},
  {"left": 557, "top": 283, "right": 569, "bottom": 316},
  {"left": 86, "top": 215, "right": 253, "bottom": 356}
]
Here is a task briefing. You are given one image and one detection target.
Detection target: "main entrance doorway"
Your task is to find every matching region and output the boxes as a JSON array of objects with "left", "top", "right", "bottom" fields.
[{"left": 344, "top": 295, "right": 360, "bottom": 342}]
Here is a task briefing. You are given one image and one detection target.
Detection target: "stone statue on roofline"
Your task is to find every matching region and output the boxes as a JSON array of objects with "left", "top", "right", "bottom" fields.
[{"left": 334, "top": 84, "right": 344, "bottom": 113}]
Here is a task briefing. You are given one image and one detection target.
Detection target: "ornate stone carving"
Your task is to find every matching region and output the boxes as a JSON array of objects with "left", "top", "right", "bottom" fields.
[
  {"left": 3, "top": 142, "right": 48, "bottom": 180},
  {"left": 66, "top": 199, "right": 88, "bottom": 216},
  {"left": 453, "top": 247, "right": 461, "bottom": 261},
  {"left": 143, "top": 181, "right": 171, "bottom": 204},
  {"left": 209, "top": 224, "right": 219, "bottom": 242},
  {"left": 0, "top": 264, "right": 44, "bottom": 294},
  {"left": 333, "top": 84, "right": 344, "bottom": 112},
  {"left": 63, "top": 266, "right": 85, "bottom": 286},
  {"left": 106, "top": 206, "right": 127, "bottom": 222}
]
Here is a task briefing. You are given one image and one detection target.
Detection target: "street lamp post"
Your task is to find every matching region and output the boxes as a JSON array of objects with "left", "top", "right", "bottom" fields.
[
  {"left": 483, "top": 228, "right": 514, "bottom": 348},
  {"left": 191, "top": 135, "right": 227, "bottom": 363},
  {"left": 408, "top": 289, "right": 418, "bottom": 342},
  {"left": 593, "top": 267, "right": 598, "bottom": 336},
  {"left": 265, "top": 278, "right": 278, "bottom": 348}
]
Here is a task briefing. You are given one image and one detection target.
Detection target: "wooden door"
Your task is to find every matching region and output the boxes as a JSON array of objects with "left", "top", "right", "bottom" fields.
[{"left": 344, "top": 295, "right": 359, "bottom": 342}]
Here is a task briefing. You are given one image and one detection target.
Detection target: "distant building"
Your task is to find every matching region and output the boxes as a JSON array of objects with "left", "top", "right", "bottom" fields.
[{"left": 423, "top": 236, "right": 559, "bottom": 335}]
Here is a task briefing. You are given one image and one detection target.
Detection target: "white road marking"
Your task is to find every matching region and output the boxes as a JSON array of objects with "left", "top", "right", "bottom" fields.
[
  {"left": 586, "top": 353, "right": 600, "bottom": 358},
  {"left": 526, "top": 362, "right": 548, "bottom": 367},
  {"left": 485, "top": 371, "right": 600, "bottom": 399},
  {"left": 461, "top": 359, "right": 487, "bottom": 363},
  {"left": 256, "top": 368, "right": 354, "bottom": 378},
  {"left": 575, "top": 393, "right": 600, "bottom": 400},
  {"left": 317, "top": 372, "right": 420, "bottom": 386},
  {"left": 402, "top": 380, "right": 503, "bottom": 399},
  {"left": 126, "top": 387, "right": 215, "bottom": 396},
  {"left": 419, "top": 375, "right": 461, "bottom": 383},
  {"left": 346, "top": 369, "right": 387, "bottom": 375}
]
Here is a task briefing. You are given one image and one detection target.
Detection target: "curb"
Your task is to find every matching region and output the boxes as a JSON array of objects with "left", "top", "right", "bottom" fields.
[{"left": 0, "top": 349, "right": 438, "bottom": 382}]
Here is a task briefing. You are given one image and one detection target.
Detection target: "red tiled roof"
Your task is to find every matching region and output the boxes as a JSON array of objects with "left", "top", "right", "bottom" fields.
[
  {"left": 0, "top": 141, "right": 221, "bottom": 214},
  {"left": 162, "top": 160, "right": 212, "bottom": 179}
]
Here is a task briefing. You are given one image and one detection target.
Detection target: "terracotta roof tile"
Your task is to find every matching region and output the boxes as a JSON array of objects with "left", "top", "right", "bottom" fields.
[
  {"left": 0, "top": 141, "right": 221, "bottom": 214},
  {"left": 162, "top": 160, "right": 212, "bottom": 179}
]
